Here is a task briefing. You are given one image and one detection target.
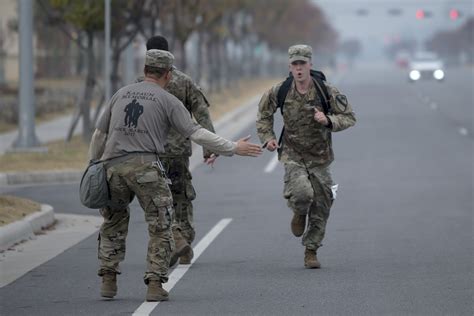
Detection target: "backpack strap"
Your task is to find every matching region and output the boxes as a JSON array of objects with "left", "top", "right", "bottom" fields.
[
  {"left": 276, "top": 76, "right": 293, "bottom": 114},
  {"left": 312, "top": 76, "right": 331, "bottom": 115},
  {"left": 275, "top": 77, "right": 292, "bottom": 147}
]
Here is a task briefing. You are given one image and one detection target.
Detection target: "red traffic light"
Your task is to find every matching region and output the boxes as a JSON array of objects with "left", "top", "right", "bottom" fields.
[
  {"left": 449, "top": 9, "right": 459, "bottom": 20},
  {"left": 416, "top": 9, "right": 425, "bottom": 19}
]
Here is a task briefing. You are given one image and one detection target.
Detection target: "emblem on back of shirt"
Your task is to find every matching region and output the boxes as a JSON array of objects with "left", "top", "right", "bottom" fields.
[{"left": 124, "top": 99, "right": 144, "bottom": 128}]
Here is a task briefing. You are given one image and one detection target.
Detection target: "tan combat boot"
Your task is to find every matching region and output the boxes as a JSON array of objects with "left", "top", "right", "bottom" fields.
[
  {"left": 100, "top": 273, "right": 117, "bottom": 298},
  {"left": 304, "top": 248, "right": 321, "bottom": 269},
  {"left": 169, "top": 230, "right": 192, "bottom": 267},
  {"left": 291, "top": 213, "right": 306, "bottom": 237},
  {"left": 179, "top": 247, "right": 194, "bottom": 265},
  {"left": 146, "top": 280, "right": 169, "bottom": 301}
]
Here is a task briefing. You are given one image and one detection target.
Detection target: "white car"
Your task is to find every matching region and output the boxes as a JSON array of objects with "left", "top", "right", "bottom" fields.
[{"left": 408, "top": 52, "right": 445, "bottom": 82}]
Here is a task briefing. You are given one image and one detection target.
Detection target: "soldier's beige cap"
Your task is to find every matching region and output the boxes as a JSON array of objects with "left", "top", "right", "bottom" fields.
[
  {"left": 288, "top": 44, "right": 312, "bottom": 63},
  {"left": 145, "top": 49, "right": 175, "bottom": 69}
]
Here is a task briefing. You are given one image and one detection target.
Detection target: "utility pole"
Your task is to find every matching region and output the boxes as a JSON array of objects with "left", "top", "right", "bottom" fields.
[
  {"left": 124, "top": 42, "right": 135, "bottom": 85},
  {"left": 0, "top": 24, "right": 5, "bottom": 85},
  {"left": 13, "top": 0, "right": 40, "bottom": 149}
]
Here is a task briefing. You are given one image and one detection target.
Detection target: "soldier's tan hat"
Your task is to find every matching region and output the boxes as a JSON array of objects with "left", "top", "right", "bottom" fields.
[
  {"left": 145, "top": 49, "right": 175, "bottom": 69},
  {"left": 288, "top": 44, "right": 312, "bottom": 63}
]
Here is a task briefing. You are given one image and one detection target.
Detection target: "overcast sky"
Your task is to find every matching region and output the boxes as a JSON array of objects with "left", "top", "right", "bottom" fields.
[{"left": 314, "top": 0, "right": 473, "bottom": 59}]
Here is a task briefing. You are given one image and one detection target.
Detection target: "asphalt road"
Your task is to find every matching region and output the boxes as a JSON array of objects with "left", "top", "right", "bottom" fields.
[{"left": 1, "top": 64, "right": 472, "bottom": 315}]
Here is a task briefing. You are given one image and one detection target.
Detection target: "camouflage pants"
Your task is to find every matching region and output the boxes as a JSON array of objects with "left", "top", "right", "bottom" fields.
[
  {"left": 283, "top": 163, "right": 334, "bottom": 250},
  {"left": 161, "top": 156, "right": 196, "bottom": 244},
  {"left": 97, "top": 156, "right": 175, "bottom": 284}
]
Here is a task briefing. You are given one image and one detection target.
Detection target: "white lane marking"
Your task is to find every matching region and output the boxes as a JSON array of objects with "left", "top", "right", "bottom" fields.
[
  {"left": 458, "top": 127, "right": 469, "bottom": 136},
  {"left": 132, "top": 218, "right": 233, "bottom": 316},
  {"left": 264, "top": 155, "right": 279, "bottom": 173},
  {"left": 430, "top": 102, "right": 438, "bottom": 110}
]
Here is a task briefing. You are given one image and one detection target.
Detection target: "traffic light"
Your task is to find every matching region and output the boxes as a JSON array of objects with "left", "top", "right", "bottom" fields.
[
  {"left": 449, "top": 9, "right": 460, "bottom": 20},
  {"left": 415, "top": 9, "right": 432, "bottom": 19},
  {"left": 416, "top": 9, "right": 425, "bottom": 19}
]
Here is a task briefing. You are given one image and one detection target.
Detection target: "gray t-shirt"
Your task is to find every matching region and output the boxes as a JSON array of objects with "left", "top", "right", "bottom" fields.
[{"left": 97, "top": 81, "right": 200, "bottom": 160}]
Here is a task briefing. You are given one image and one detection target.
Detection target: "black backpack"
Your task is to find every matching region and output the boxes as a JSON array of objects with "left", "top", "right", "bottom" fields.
[{"left": 276, "top": 70, "right": 331, "bottom": 147}]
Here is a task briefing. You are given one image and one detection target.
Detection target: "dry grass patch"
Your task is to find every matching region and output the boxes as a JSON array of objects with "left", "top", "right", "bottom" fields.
[
  {"left": 0, "top": 195, "right": 41, "bottom": 227},
  {"left": 0, "top": 136, "right": 89, "bottom": 172},
  {"left": 0, "top": 122, "right": 17, "bottom": 134}
]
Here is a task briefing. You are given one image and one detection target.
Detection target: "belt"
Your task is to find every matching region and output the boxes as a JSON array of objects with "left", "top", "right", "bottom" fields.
[{"left": 105, "top": 152, "right": 159, "bottom": 168}]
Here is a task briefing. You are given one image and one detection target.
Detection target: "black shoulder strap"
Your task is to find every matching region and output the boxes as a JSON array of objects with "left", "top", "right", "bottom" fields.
[
  {"left": 312, "top": 76, "right": 331, "bottom": 115},
  {"left": 310, "top": 69, "right": 326, "bottom": 81},
  {"left": 276, "top": 76, "right": 293, "bottom": 114},
  {"left": 276, "top": 77, "right": 292, "bottom": 148}
]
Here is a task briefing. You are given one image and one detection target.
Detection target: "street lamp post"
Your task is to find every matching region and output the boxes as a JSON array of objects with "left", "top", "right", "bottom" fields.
[{"left": 13, "top": 0, "right": 40, "bottom": 149}]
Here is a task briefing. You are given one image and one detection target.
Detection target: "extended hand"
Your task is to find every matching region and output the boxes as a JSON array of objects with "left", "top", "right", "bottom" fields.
[
  {"left": 235, "top": 135, "right": 263, "bottom": 157},
  {"left": 314, "top": 108, "right": 328, "bottom": 126},
  {"left": 264, "top": 139, "right": 279, "bottom": 152}
]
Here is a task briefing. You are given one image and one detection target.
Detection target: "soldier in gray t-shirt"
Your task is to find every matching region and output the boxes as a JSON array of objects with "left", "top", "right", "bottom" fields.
[
  {"left": 88, "top": 49, "right": 261, "bottom": 302},
  {"left": 96, "top": 81, "right": 201, "bottom": 160}
]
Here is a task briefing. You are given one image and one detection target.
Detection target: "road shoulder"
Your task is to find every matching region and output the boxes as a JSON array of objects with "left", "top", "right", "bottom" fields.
[{"left": 0, "top": 212, "right": 102, "bottom": 288}]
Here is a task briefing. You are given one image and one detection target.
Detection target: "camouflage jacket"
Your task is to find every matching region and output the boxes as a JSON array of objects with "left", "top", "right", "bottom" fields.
[
  {"left": 137, "top": 69, "right": 215, "bottom": 158},
  {"left": 256, "top": 79, "right": 356, "bottom": 167}
]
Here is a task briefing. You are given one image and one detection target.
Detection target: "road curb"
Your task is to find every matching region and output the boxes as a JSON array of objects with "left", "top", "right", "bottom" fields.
[
  {"left": 0, "top": 169, "right": 82, "bottom": 186},
  {"left": 0, "top": 204, "right": 55, "bottom": 251}
]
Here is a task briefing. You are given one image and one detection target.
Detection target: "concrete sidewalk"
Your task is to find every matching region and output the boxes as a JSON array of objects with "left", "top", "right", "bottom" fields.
[{"left": 0, "top": 211, "right": 102, "bottom": 288}]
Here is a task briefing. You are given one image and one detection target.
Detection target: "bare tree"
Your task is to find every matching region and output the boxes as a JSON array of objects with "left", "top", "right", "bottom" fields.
[
  {"left": 109, "top": 0, "right": 146, "bottom": 94},
  {"left": 38, "top": 0, "right": 104, "bottom": 142}
]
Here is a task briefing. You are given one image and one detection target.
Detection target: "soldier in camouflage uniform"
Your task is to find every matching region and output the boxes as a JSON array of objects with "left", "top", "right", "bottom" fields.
[
  {"left": 89, "top": 49, "right": 262, "bottom": 301},
  {"left": 256, "top": 45, "right": 356, "bottom": 269},
  {"left": 145, "top": 36, "right": 217, "bottom": 266}
]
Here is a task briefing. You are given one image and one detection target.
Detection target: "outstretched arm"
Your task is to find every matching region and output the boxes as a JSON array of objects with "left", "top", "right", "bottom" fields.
[
  {"left": 169, "top": 99, "right": 262, "bottom": 158},
  {"left": 189, "top": 129, "right": 262, "bottom": 157}
]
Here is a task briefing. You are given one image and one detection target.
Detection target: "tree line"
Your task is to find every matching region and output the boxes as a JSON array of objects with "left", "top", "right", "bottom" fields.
[
  {"left": 426, "top": 17, "right": 473, "bottom": 65},
  {"left": 31, "top": 0, "right": 337, "bottom": 141}
]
